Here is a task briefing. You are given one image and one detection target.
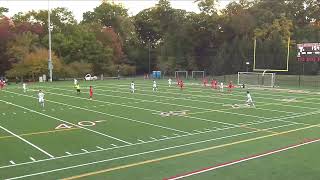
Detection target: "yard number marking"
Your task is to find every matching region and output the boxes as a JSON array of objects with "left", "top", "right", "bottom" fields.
[
  {"left": 160, "top": 110, "right": 188, "bottom": 117},
  {"left": 55, "top": 120, "right": 105, "bottom": 130}
]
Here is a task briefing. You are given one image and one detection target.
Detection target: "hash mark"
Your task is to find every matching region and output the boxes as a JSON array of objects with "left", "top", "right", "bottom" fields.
[
  {"left": 111, "top": 144, "right": 117, "bottom": 147},
  {"left": 96, "top": 146, "right": 104, "bottom": 150},
  {"left": 81, "top": 149, "right": 88, "bottom": 152},
  {"left": 95, "top": 120, "right": 106, "bottom": 123},
  {"left": 30, "top": 157, "right": 36, "bottom": 162},
  {"left": 9, "top": 160, "right": 15, "bottom": 165},
  {"left": 65, "top": 152, "right": 71, "bottom": 155}
]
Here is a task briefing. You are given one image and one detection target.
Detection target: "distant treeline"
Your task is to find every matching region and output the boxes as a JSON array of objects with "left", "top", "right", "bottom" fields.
[{"left": 0, "top": 0, "right": 319, "bottom": 80}]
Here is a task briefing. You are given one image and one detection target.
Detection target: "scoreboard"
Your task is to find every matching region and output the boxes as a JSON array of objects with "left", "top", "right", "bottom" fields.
[{"left": 297, "top": 43, "right": 320, "bottom": 62}]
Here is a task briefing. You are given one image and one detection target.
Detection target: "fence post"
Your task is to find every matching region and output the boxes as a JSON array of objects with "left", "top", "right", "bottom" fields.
[{"left": 298, "top": 75, "right": 301, "bottom": 87}]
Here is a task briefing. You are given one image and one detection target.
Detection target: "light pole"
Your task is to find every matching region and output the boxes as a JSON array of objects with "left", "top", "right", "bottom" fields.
[
  {"left": 48, "top": 0, "right": 53, "bottom": 82},
  {"left": 246, "top": 61, "right": 250, "bottom": 72},
  {"left": 148, "top": 39, "right": 151, "bottom": 75}
]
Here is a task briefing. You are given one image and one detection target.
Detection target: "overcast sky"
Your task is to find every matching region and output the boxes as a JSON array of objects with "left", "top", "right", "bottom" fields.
[{"left": 1, "top": 0, "right": 232, "bottom": 22}]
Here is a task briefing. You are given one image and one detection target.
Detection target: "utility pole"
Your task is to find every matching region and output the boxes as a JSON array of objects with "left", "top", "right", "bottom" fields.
[
  {"left": 48, "top": 0, "right": 53, "bottom": 82},
  {"left": 148, "top": 39, "right": 151, "bottom": 75}
]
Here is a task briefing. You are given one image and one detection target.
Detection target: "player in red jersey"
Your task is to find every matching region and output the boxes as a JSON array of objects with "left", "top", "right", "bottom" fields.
[
  {"left": 228, "top": 81, "right": 234, "bottom": 92},
  {"left": 0, "top": 80, "right": 4, "bottom": 90},
  {"left": 179, "top": 80, "right": 184, "bottom": 90},
  {"left": 211, "top": 79, "right": 217, "bottom": 89},
  {"left": 211, "top": 79, "right": 215, "bottom": 89},
  {"left": 203, "top": 78, "right": 208, "bottom": 87},
  {"left": 89, "top": 86, "right": 93, "bottom": 99}
]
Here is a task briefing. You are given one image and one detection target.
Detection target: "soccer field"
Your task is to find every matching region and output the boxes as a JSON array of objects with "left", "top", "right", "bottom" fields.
[{"left": 0, "top": 79, "right": 320, "bottom": 180}]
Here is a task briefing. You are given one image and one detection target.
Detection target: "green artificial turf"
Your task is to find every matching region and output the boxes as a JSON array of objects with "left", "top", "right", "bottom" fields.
[{"left": 0, "top": 79, "right": 319, "bottom": 180}]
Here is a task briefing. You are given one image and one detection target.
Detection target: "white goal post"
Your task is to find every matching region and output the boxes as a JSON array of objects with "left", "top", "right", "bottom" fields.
[
  {"left": 238, "top": 72, "right": 276, "bottom": 87},
  {"left": 175, "top": 71, "right": 188, "bottom": 79},
  {"left": 191, "top": 71, "right": 205, "bottom": 79}
]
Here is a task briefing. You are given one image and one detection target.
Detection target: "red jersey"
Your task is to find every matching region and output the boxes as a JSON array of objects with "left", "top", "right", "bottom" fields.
[
  {"left": 180, "top": 81, "right": 184, "bottom": 89},
  {"left": 89, "top": 87, "right": 93, "bottom": 96},
  {"left": 212, "top": 80, "right": 217, "bottom": 89},
  {"left": 203, "top": 79, "right": 208, "bottom": 86}
]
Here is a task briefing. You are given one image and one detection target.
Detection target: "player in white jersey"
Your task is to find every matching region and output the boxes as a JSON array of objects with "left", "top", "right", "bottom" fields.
[
  {"left": 168, "top": 78, "right": 172, "bottom": 87},
  {"left": 130, "top": 81, "right": 135, "bottom": 93},
  {"left": 153, "top": 80, "right": 158, "bottom": 92},
  {"left": 38, "top": 90, "right": 45, "bottom": 108},
  {"left": 74, "top": 78, "right": 78, "bottom": 85},
  {"left": 22, "top": 83, "right": 27, "bottom": 93},
  {"left": 246, "top": 91, "right": 255, "bottom": 107},
  {"left": 220, "top": 82, "right": 224, "bottom": 92}
]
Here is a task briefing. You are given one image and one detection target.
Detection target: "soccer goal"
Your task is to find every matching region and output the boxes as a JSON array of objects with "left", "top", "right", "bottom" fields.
[
  {"left": 238, "top": 71, "right": 276, "bottom": 87},
  {"left": 191, "top": 71, "right": 205, "bottom": 80},
  {"left": 175, "top": 71, "right": 188, "bottom": 79}
]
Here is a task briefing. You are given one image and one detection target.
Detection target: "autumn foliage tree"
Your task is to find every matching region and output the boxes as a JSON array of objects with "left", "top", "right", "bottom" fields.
[{"left": 6, "top": 48, "right": 62, "bottom": 81}]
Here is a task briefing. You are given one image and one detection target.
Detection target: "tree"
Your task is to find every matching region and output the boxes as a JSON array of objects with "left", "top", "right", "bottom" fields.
[
  {"left": 0, "top": 16, "right": 14, "bottom": 75},
  {"left": 6, "top": 31, "right": 40, "bottom": 63},
  {"left": 12, "top": 7, "right": 76, "bottom": 33},
  {"left": 195, "top": 0, "right": 218, "bottom": 15},
  {"left": 6, "top": 48, "right": 62, "bottom": 80},
  {"left": 82, "top": 2, "right": 128, "bottom": 36},
  {"left": 0, "top": 7, "right": 8, "bottom": 17}
]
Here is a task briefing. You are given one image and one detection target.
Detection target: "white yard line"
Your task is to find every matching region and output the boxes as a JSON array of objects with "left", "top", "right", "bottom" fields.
[
  {"left": 95, "top": 83, "right": 319, "bottom": 111},
  {"left": 39, "top": 86, "right": 318, "bottom": 128},
  {"left": 0, "top": 124, "right": 54, "bottom": 158},
  {"left": 1, "top": 88, "right": 317, "bottom": 171},
  {"left": 5, "top": 90, "right": 190, "bottom": 135},
  {"left": 38, "top": 88, "right": 305, "bottom": 128},
  {"left": 41, "top": 86, "right": 301, "bottom": 115},
  {"left": 31, "top": 88, "right": 296, "bottom": 126},
  {"left": 0, "top": 111, "right": 313, "bottom": 171},
  {"left": 0, "top": 99, "right": 132, "bottom": 145},
  {"left": 4, "top": 123, "right": 305, "bottom": 180},
  {"left": 17, "top": 88, "right": 313, "bottom": 132}
]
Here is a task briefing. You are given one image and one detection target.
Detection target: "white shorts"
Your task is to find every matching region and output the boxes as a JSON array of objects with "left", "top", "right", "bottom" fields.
[
  {"left": 39, "top": 98, "right": 44, "bottom": 103},
  {"left": 246, "top": 98, "right": 253, "bottom": 103}
]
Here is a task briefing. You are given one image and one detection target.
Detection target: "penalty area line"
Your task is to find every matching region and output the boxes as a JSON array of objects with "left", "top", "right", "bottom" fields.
[{"left": 164, "top": 138, "right": 320, "bottom": 180}]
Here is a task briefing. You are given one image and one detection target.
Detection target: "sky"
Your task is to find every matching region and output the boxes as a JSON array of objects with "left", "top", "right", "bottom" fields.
[{"left": 1, "top": 0, "right": 232, "bottom": 22}]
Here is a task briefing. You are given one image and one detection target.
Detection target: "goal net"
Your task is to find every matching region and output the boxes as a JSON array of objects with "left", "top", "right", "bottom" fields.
[
  {"left": 175, "top": 71, "right": 188, "bottom": 79},
  {"left": 191, "top": 71, "right": 205, "bottom": 80},
  {"left": 238, "top": 72, "right": 276, "bottom": 87}
]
